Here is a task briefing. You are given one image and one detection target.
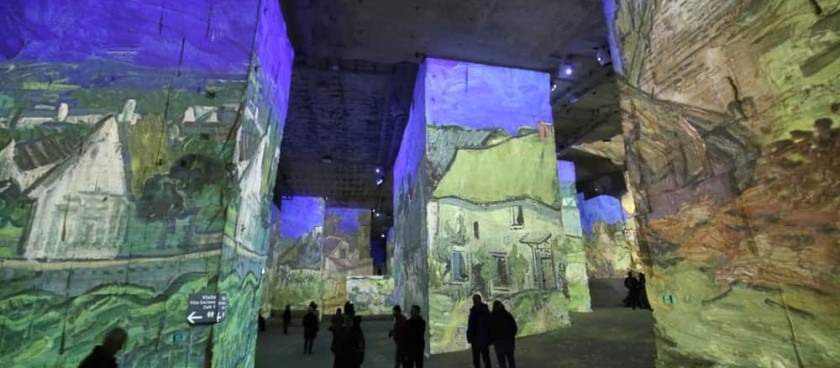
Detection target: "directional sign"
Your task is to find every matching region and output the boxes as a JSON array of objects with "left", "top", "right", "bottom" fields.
[
  {"left": 662, "top": 294, "right": 676, "bottom": 305},
  {"left": 187, "top": 293, "right": 228, "bottom": 325}
]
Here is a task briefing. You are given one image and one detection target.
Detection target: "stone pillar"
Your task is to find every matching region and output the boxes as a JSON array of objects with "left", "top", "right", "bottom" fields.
[
  {"left": 608, "top": 1, "right": 840, "bottom": 366},
  {"left": 0, "top": 0, "right": 293, "bottom": 366},
  {"left": 393, "top": 58, "right": 590, "bottom": 354}
]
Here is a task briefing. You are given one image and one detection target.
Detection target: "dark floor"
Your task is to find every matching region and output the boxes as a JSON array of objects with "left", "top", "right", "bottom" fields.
[{"left": 255, "top": 281, "right": 655, "bottom": 367}]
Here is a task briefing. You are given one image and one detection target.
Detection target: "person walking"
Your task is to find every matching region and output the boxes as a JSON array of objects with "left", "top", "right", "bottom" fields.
[
  {"left": 467, "top": 294, "right": 492, "bottom": 368},
  {"left": 338, "top": 316, "right": 365, "bottom": 368},
  {"left": 489, "top": 301, "right": 517, "bottom": 368},
  {"left": 282, "top": 304, "right": 292, "bottom": 334},
  {"left": 389, "top": 305, "right": 408, "bottom": 367},
  {"left": 79, "top": 327, "right": 128, "bottom": 368},
  {"left": 331, "top": 319, "right": 347, "bottom": 368},
  {"left": 405, "top": 305, "right": 426, "bottom": 368},
  {"left": 302, "top": 306, "right": 319, "bottom": 354}
]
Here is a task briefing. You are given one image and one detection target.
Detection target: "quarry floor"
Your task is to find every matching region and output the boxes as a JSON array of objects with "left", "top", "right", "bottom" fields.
[{"left": 255, "top": 282, "right": 656, "bottom": 367}]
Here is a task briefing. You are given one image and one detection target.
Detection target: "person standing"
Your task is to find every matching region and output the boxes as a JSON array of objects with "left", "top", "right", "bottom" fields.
[
  {"left": 338, "top": 316, "right": 365, "bottom": 368},
  {"left": 331, "top": 308, "right": 345, "bottom": 332},
  {"left": 489, "top": 301, "right": 517, "bottom": 368},
  {"left": 405, "top": 305, "right": 426, "bottom": 368},
  {"left": 258, "top": 310, "right": 267, "bottom": 332},
  {"left": 282, "top": 304, "right": 292, "bottom": 334},
  {"left": 302, "top": 307, "right": 319, "bottom": 354},
  {"left": 624, "top": 271, "right": 642, "bottom": 309},
  {"left": 78, "top": 327, "right": 128, "bottom": 368},
  {"left": 389, "top": 305, "right": 408, "bottom": 367},
  {"left": 467, "top": 294, "right": 492, "bottom": 368}
]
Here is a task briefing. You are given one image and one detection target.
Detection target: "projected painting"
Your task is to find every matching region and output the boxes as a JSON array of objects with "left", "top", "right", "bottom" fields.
[
  {"left": 578, "top": 193, "right": 641, "bottom": 278},
  {"left": 262, "top": 197, "right": 324, "bottom": 313},
  {"left": 394, "top": 59, "right": 590, "bottom": 354},
  {"left": 610, "top": 0, "right": 840, "bottom": 366},
  {"left": 0, "top": 0, "right": 293, "bottom": 366},
  {"left": 346, "top": 276, "right": 397, "bottom": 315},
  {"left": 322, "top": 207, "right": 372, "bottom": 312}
]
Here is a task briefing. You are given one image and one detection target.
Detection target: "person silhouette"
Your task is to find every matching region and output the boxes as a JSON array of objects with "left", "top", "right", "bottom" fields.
[
  {"left": 467, "top": 294, "right": 492, "bottom": 368},
  {"left": 79, "top": 327, "right": 128, "bottom": 368}
]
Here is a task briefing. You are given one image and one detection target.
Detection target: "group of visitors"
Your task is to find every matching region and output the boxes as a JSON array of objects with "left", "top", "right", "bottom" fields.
[
  {"left": 389, "top": 304, "right": 426, "bottom": 367},
  {"left": 78, "top": 294, "right": 520, "bottom": 368},
  {"left": 393, "top": 294, "right": 518, "bottom": 368},
  {"left": 623, "top": 270, "right": 652, "bottom": 310},
  {"left": 466, "top": 294, "right": 519, "bottom": 368}
]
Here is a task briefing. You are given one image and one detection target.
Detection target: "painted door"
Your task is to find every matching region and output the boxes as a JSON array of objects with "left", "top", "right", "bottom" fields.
[{"left": 540, "top": 257, "right": 556, "bottom": 290}]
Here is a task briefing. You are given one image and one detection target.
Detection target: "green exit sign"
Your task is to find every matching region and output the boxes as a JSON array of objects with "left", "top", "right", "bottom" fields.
[{"left": 662, "top": 295, "right": 676, "bottom": 305}]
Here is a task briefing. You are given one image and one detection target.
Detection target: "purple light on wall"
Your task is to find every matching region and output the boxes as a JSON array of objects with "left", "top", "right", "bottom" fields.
[
  {"left": 557, "top": 160, "right": 577, "bottom": 184},
  {"left": 252, "top": 0, "right": 294, "bottom": 123},
  {"left": 329, "top": 207, "right": 367, "bottom": 235},
  {"left": 280, "top": 197, "right": 325, "bottom": 239},
  {"left": 1, "top": 0, "right": 261, "bottom": 74},
  {"left": 577, "top": 194, "right": 628, "bottom": 237},
  {"left": 424, "top": 58, "right": 553, "bottom": 135},
  {"left": 370, "top": 238, "right": 386, "bottom": 265},
  {"left": 392, "top": 62, "right": 428, "bottom": 203}
]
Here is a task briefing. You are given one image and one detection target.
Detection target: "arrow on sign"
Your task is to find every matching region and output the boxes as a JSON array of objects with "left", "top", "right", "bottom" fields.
[{"left": 187, "top": 311, "right": 199, "bottom": 324}]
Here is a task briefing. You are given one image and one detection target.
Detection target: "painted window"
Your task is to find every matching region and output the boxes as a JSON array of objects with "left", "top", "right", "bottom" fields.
[
  {"left": 473, "top": 221, "right": 480, "bottom": 239},
  {"left": 495, "top": 256, "right": 510, "bottom": 288},
  {"left": 340, "top": 249, "right": 347, "bottom": 259},
  {"left": 510, "top": 205, "right": 524, "bottom": 229},
  {"left": 452, "top": 252, "right": 468, "bottom": 282}
]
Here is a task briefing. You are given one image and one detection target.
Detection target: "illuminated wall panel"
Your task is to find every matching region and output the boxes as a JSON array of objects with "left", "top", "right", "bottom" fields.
[
  {"left": 578, "top": 193, "right": 641, "bottom": 278},
  {"left": 322, "top": 207, "right": 372, "bottom": 312},
  {"left": 346, "top": 275, "right": 396, "bottom": 316},
  {"left": 0, "top": 1, "right": 293, "bottom": 366},
  {"left": 262, "top": 197, "right": 325, "bottom": 313},
  {"left": 610, "top": 1, "right": 840, "bottom": 366},
  {"left": 393, "top": 58, "right": 590, "bottom": 354}
]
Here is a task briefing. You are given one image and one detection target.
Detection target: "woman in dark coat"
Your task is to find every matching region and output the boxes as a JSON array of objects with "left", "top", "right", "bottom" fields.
[
  {"left": 489, "top": 301, "right": 518, "bottom": 368},
  {"left": 338, "top": 316, "right": 365, "bottom": 368}
]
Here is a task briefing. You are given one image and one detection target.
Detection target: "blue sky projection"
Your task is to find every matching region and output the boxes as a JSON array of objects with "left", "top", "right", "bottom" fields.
[{"left": 280, "top": 197, "right": 324, "bottom": 239}]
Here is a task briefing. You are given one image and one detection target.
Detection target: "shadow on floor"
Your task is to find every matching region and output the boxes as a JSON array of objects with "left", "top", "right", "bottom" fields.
[{"left": 255, "top": 307, "right": 655, "bottom": 368}]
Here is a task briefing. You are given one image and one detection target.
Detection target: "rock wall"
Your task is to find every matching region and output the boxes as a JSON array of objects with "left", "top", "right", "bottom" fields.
[
  {"left": 393, "top": 58, "right": 589, "bottom": 354},
  {"left": 609, "top": 1, "right": 840, "bottom": 366},
  {"left": 0, "top": 1, "right": 293, "bottom": 366},
  {"left": 321, "top": 206, "right": 373, "bottom": 312},
  {"left": 578, "top": 193, "right": 642, "bottom": 279}
]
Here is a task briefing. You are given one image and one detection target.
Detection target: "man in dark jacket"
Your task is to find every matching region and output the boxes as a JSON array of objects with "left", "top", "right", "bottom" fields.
[
  {"left": 389, "top": 305, "right": 408, "bottom": 367},
  {"left": 467, "top": 294, "right": 492, "bottom": 368},
  {"left": 302, "top": 307, "right": 319, "bottom": 354},
  {"left": 282, "top": 304, "right": 292, "bottom": 334},
  {"left": 624, "top": 271, "right": 642, "bottom": 309},
  {"left": 405, "top": 305, "right": 426, "bottom": 368},
  {"left": 78, "top": 327, "right": 127, "bottom": 368},
  {"left": 489, "top": 301, "right": 518, "bottom": 368}
]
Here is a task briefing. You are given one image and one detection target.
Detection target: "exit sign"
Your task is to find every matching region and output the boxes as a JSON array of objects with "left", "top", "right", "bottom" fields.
[{"left": 662, "top": 295, "right": 676, "bottom": 304}]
